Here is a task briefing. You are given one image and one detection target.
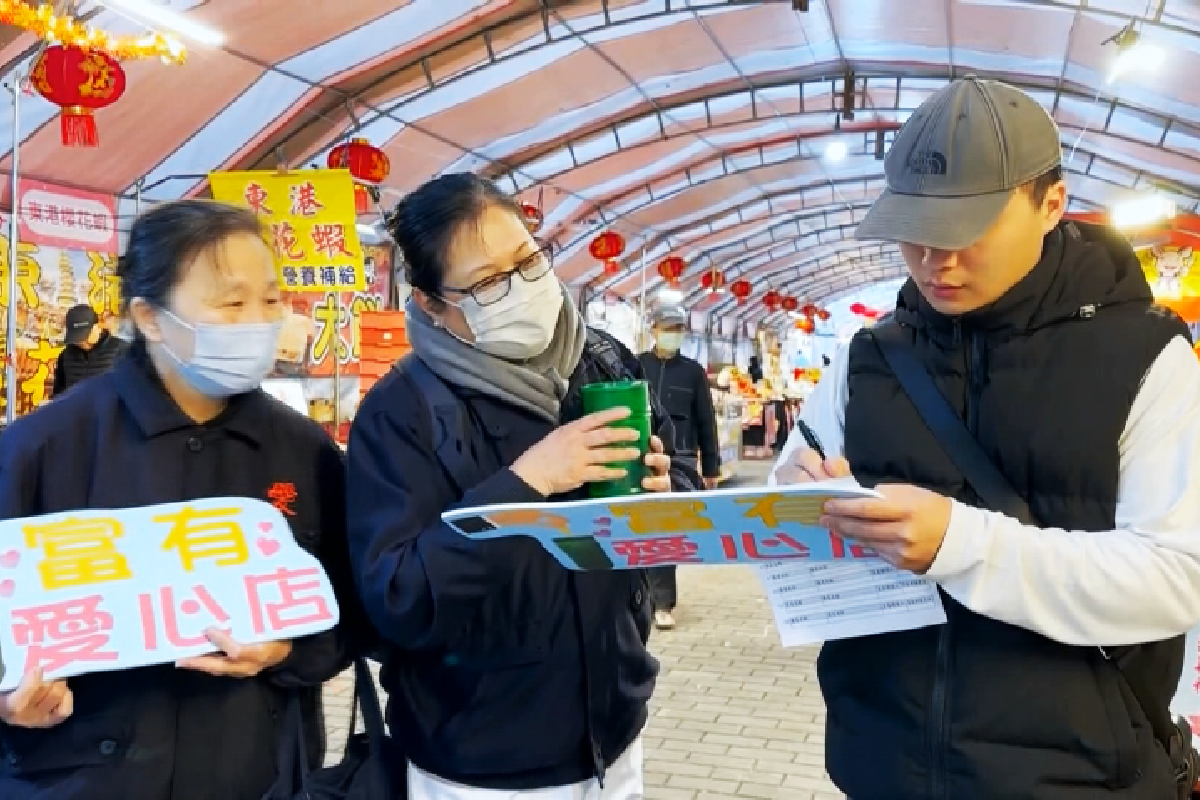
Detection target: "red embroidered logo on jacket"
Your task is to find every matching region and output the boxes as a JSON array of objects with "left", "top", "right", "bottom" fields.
[{"left": 267, "top": 482, "right": 298, "bottom": 516}]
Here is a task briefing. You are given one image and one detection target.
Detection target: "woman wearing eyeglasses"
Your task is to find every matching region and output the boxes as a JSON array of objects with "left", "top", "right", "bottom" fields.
[{"left": 345, "top": 173, "right": 700, "bottom": 799}]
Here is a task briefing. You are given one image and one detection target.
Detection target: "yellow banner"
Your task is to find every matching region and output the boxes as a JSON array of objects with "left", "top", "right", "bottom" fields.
[
  {"left": 208, "top": 169, "right": 366, "bottom": 292},
  {"left": 1138, "top": 244, "right": 1199, "bottom": 299}
]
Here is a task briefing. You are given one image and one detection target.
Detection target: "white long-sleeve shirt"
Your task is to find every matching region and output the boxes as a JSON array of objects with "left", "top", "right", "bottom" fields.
[{"left": 769, "top": 335, "right": 1200, "bottom": 648}]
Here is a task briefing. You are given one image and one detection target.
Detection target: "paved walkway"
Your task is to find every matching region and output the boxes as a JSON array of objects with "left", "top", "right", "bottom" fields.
[{"left": 323, "top": 459, "right": 841, "bottom": 799}]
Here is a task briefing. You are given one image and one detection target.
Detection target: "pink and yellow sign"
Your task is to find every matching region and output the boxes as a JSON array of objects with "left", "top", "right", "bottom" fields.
[
  {"left": 0, "top": 498, "right": 339, "bottom": 690},
  {"left": 442, "top": 483, "right": 882, "bottom": 571}
]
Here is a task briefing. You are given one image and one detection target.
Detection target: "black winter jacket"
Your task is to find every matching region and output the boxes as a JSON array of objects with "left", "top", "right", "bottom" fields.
[
  {"left": 0, "top": 350, "right": 355, "bottom": 800},
  {"left": 52, "top": 331, "right": 126, "bottom": 396},
  {"left": 346, "top": 329, "right": 699, "bottom": 791},
  {"left": 825, "top": 220, "right": 1190, "bottom": 799}
]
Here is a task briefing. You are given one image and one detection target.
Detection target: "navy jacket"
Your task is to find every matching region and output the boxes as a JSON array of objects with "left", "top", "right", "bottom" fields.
[
  {"left": 0, "top": 349, "right": 354, "bottom": 800},
  {"left": 346, "top": 330, "right": 699, "bottom": 791}
]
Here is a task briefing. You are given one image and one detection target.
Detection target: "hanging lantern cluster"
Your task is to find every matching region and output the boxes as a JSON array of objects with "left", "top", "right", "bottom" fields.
[
  {"left": 763, "top": 290, "right": 782, "bottom": 312},
  {"left": 801, "top": 303, "right": 831, "bottom": 322},
  {"left": 657, "top": 255, "right": 686, "bottom": 287},
  {"left": 590, "top": 231, "right": 626, "bottom": 276},
  {"left": 730, "top": 279, "right": 752, "bottom": 305},
  {"left": 30, "top": 45, "right": 126, "bottom": 147},
  {"left": 327, "top": 138, "right": 391, "bottom": 214}
]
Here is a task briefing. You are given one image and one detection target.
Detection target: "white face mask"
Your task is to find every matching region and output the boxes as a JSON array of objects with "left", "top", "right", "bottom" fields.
[
  {"left": 159, "top": 308, "right": 282, "bottom": 398},
  {"left": 450, "top": 271, "right": 563, "bottom": 360},
  {"left": 657, "top": 332, "right": 684, "bottom": 352}
]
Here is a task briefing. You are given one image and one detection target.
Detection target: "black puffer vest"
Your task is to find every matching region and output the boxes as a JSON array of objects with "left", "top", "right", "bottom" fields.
[{"left": 824, "top": 221, "right": 1191, "bottom": 800}]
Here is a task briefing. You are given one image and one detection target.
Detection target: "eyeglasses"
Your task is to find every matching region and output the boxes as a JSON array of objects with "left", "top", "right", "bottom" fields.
[{"left": 440, "top": 242, "right": 555, "bottom": 307}]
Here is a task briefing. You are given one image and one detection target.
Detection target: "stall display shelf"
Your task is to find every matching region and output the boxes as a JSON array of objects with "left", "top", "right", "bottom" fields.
[{"left": 713, "top": 389, "right": 744, "bottom": 483}]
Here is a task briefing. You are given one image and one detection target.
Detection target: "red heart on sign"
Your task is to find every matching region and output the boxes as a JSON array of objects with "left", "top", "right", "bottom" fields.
[
  {"left": 0, "top": 579, "right": 13, "bottom": 597},
  {"left": 258, "top": 521, "right": 273, "bottom": 533},
  {"left": 0, "top": 550, "right": 18, "bottom": 569}
]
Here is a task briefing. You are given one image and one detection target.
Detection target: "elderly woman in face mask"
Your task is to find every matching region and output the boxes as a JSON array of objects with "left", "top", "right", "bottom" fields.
[{"left": 346, "top": 173, "right": 700, "bottom": 800}]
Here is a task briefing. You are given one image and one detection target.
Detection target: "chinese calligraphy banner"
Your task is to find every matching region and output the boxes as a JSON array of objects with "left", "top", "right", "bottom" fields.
[
  {"left": 208, "top": 169, "right": 366, "bottom": 293},
  {"left": 441, "top": 480, "right": 883, "bottom": 571},
  {"left": 0, "top": 498, "right": 340, "bottom": 691},
  {"left": 0, "top": 215, "right": 121, "bottom": 418}
]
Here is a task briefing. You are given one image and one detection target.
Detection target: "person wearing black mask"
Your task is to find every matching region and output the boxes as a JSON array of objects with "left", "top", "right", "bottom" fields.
[
  {"left": 0, "top": 200, "right": 356, "bottom": 800},
  {"left": 347, "top": 172, "right": 701, "bottom": 799},
  {"left": 51, "top": 304, "right": 127, "bottom": 396},
  {"left": 637, "top": 304, "right": 720, "bottom": 630}
]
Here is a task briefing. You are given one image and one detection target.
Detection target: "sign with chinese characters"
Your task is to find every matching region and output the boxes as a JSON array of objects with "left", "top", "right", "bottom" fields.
[
  {"left": 0, "top": 498, "right": 340, "bottom": 690},
  {"left": 16, "top": 179, "right": 118, "bottom": 253},
  {"left": 0, "top": 215, "right": 122, "bottom": 418},
  {"left": 442, "top": 481, "right": 882, "bottom": 570},
  {"left": 208, "top": 169, "right": 366, "bottom": 292}
]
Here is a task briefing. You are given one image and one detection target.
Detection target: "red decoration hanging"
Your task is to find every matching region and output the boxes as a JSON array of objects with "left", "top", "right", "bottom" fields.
[
  {"left": 700, "top": 269, "right": 726, "bottom": 293},
  {"left": 817, "top": 307, "right": 831, "bottom": 321},
  {"left": 328, "top": 137, "right": 391, "bottom": 214},
  {"left": 730, "top": 279, "right": 752, "bottom": 304},
  {"left": 589, "top": 231, "right": 626, "bottom": 261},
  {"left": 602, "top": 258, "right": 620, "bottom": 275},
  {"left": 30, "top": 45, "right": 126, "bottom": 147},
  {"left": 519, "top": 202, "right": 544, "bottom": 233},
  {"left": 780, "top": 296, "right": 799, "bottom": 312},
  {"left": 763, "top": 290, "right": 782, "bottom": 312},
  {"left": 801, "top": 303, "right": 819, "bottom": 318},
  {"left": 657, "top": 256, "right": 686, "bottom": 287}
]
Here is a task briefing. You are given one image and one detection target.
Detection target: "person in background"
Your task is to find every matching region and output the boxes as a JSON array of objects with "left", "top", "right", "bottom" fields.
[
  {"left": 637, "top": 305, "right": 720, "bottom": 631},
  {"left": 772, "top": 76, "right": 1200, "bottom": 799},
  {"left": 51, "top": 303, "right": 127, "bottom": 396},
  {"left": 0, "top": 200, "right": 356, "bottom": 800},
  {"left": 747, "top": 354, "right": 764, "bottom": 383},
  {"left": 348, "top": 172, "right": 701, "bottom": 799}
]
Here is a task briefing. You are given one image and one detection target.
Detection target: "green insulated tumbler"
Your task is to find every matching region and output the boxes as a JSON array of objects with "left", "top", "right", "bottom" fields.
[{"left": 580, "top": 379, "right": 651, "bottom": 498}]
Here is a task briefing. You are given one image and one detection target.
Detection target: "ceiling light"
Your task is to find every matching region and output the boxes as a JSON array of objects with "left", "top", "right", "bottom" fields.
[
  {"left": 100, "top": 0, "right": 226, "bottom": 47},
  {"left": 1110, "top": 195, "right": 1176, "bottom": 229},
  {"left": 825, "top": 141, "right": 847, "bottom": 162},
  {"left": 1109, "top": 42, "right": 1164, "bottom": 83}
]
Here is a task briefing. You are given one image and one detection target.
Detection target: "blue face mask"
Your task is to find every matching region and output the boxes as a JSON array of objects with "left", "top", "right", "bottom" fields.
[{"left": 159, "top": 309, "right": 282, "bottom": 398}]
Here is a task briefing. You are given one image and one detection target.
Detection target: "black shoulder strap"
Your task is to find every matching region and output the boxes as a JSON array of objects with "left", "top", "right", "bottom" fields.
[
  {"left": 401, "top": 354, "right": 481, "bottom": 494},
  {"left": 869, "top": 320, "right": 1034, "bottom": 524},
  {"left": 869, "top": 319, "right": 1190, "bottom": 762},
  {"left": 586, "top": 329, "right": 627, "bottom": 382}
]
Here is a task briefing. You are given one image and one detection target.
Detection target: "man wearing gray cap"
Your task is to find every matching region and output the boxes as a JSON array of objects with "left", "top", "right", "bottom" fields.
[
  {"left": 639, "top": 304, "right": 720, "bottom": 630},
  {"left": 773, "top": 77, "right": 1200, "bottom": 798}
]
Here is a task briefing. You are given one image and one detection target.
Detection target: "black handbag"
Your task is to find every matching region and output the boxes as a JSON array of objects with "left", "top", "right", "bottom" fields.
[
  {"left": 264, "top": 657, "right": 401, "bottom": 800},
  {"left": 870, "top": 320, "right": 1200, "bottom": 800}
]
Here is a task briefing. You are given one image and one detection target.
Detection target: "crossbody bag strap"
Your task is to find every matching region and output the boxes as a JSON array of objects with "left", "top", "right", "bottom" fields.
[{"left": 868, "top": 320, "right": 1034, "bottom": 524}]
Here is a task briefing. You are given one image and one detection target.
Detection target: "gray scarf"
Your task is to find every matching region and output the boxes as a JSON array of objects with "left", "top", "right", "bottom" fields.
[{"left": 405, "top": 285, "right": 588, "bottom": 424}]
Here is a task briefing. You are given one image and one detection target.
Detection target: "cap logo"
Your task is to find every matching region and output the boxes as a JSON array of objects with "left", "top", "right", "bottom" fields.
[{"left": 906, "top": 150, "right": 947, "bottom": 176}]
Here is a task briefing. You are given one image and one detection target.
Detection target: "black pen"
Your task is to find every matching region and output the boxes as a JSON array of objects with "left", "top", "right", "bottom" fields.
[{"left": 795, "top": 419, "right": 826, "bottom": 461}]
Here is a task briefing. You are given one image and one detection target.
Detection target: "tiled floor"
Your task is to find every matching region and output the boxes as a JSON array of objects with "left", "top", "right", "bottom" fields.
[{"left": 323, "top": 460, "right": 841, "bottom": 799}]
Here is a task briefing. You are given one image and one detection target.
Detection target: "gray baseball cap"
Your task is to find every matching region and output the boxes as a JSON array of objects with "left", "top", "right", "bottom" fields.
[
  {"left": 650, "top": 305, "right": 688, "bottom": 327},
  {"left": 856, "top": 76, "right": 1062, "bottom": 250}
]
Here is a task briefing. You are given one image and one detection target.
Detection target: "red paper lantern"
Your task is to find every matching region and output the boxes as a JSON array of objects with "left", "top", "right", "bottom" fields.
[
  {"left": 328, "top": 137, "right": 391, "bottom": 214},
  {"left": 849, "top": 302, "right": 866, "bottom": 315},
  {"left": 700, "top": 269, "right": 726, "bottom": 292},
  {"left": 520, "top": 202, "right": 543, "bottom": 233},
  {"left": 658, "top": 256, "right": 686, "bottom": 287},
  {"left": 780, "top": 296, "right": 799, "bottom": 312},
  {"left": 763, "top": 290, "right": 781, "bottom": 312},
  {"left": 589, "top": 231, "right": 626, "bottom": 261},
  {"left": 801, "top": 303, "right": 819, "bottom": 318},
  {"left": 30, "top": 45, "right": 126, "bottom": 147},
  {"left": 730, "top": 279, "right": 752, "bottom": 304},
  {"left": 817, "top": 307, "right": 831, "bottom": 321}
]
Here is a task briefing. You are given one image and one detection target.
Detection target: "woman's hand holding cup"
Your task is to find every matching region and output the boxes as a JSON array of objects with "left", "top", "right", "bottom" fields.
[{"left": 512, "top": 407, "right": 642, "bottom": 497}]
